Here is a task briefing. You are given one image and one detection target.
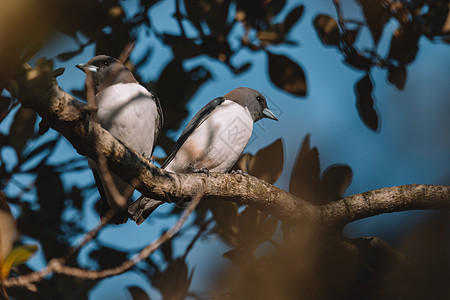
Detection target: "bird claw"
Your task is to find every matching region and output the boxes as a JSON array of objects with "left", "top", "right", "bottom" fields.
[
  {"left": 188, "top": 165, "right": 210, "bottom": 176},
  {"left": 230, "top": 169, "right": 247, "bottom": 175}
]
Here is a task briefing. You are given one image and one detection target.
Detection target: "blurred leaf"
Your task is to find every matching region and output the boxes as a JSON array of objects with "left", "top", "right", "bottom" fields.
[
  {"left": 313, "top": 15, "right": 340, "bottom": 46},
  {"left": 355, "top": 74, "right": 379, "bottom": 131},
  {"left": 156, "top": 61, "right": 211, "bottom": 130},
  {"left": 283, "top": 5, "right": 304, "bottom": 33},
  {"left": 356, "top": 0, "right": 390, "bottom": 45},
  {"left": 0, "top": 96, "right": 11, "bottom": 121},
  {"left": 210, "top": 201, "right": 239, "bottom": 247},
  {"left": 238, "top": 206, "right": 259, "bottom": 248},
  {"left": 127, "top": 286, "right": 151, "bottom": 300},
  {"left": 344, "top": 28, "right": 361, "bottom": 45},
  {"left": 289, "top": 134, "right": 321, "bottom": 203},
  {"left": 36, "top": 165, "right": 65, "bottom": 217},
  {"left": 268, "top": 53, "right": 306, "bottom": 97},
  {"left": 70, "top": 186, "right": 83, "bottom": 210},
  {"left": 289, "top": 135, "right": 352, "bottom": 204},
  {"left": 387, "top": 65, "right": 407, "bottom": 90},
  {"left": 388, "top": 23, "right": 421, "bottom": 64},
  {"left": 321, "top": 165, "right": 353, "bottom": 203},
  {"left": 161, "top": 236, "right": 173, "bottom": 263},
  {"left": 153, "top": 258, "right": 192, "bottom": 300},
  {"left": 9, "top": 106, "right": 37, "bottom": 156},
  {"left": 235, "top": 138, "right": 283, "bottom": 184},
  {"left": 233, "top": 62, "right": 252, "bottom": 74},
  {"left": 90, "top": 247, "right": 128, "bottom": 269},
  {"left": 57, "top": 50, "right": 81, "bottom": 61},
  {"left": 261, "top": 216, "right": 278, "bottom": 240},
  {"left": 344, "top": 49, "right": 372, "bottom": 70},
  {"left": 258, "top": 28, "right": 285, "bottom": 45},
  {"left": 21, "top": 138, "right": 58, "bottom": 165},
  {"left": 1, "top": 245, "right": 38, "bottom": 278},
  {"left": 0, "top": 194, "right": 15, "bottom": 264},
  {"left": 162, "top": 34, "right": 204, "bottom": 60}
]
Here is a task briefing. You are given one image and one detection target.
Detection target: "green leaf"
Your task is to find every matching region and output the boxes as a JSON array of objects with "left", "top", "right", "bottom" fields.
[{"left": 1, "top": 244, "right": 38, "bottom": 278}]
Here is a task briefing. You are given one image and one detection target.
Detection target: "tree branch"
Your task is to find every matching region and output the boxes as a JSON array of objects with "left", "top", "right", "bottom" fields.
[{"left": 9, "top": 62, "right": 450, "bottom": 226}]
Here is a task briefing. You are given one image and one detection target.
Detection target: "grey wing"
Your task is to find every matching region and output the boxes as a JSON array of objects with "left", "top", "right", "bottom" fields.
[
  {"left": 161, "top": 97, "right": 225, "bottom": 168},
  {"left": 151, "top": 92, "right": 164, "bottom": 156}
]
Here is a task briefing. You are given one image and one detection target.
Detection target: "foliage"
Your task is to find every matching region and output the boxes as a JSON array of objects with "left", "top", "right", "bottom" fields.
[{"left": 0, "top": 0, "right": 449, "bottom": 299}]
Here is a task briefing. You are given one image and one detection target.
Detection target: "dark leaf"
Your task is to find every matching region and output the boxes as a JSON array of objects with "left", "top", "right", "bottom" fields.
[
  {"left": 388, "top": 23, "right": 421, "bottom": 64},
  {"left": 90, "top": 247, "right": 128, "bottom": 269},
  {"left": 268, "top": 53, "right": 307, "bottom": 96},
  {"left": 161, "top": 237, "right": 173, "bottom": 263},
  {"left": 283, "top": 5, "right": 304, "bottom": 33},
  {"left": 387, "top": 65, "right": 407, "bottom": 90},
  {"left": 258, "top": 28, "right": 285, "bottom": 45},
  {"left": 127, "top": 286, "right": 151, "bottom": 300},
  {"left": 70, "top": 186, "right": 83, "bottom": 210},
  {"left": 344, "top": 49, "right": 372, "bottom": 70},
  {"left": 355, "top": 75, "right": 379, "bottom": 131},
  {"left": 210, "top": 201, "right": 239, "bottom": 246},
  {"left": 21, "top": 138, "right": 58, "bottom": 165},
  {"left": 344, "top": 28, "right": 361, "bottom": 44},
  {"left": 223, "top": 248, "right": 252, "bottom": 267},
  {"left": 235, "top": 138, "right": 284, "bottom": 184},
  {"left": 162, "top": 34, "right": 204, "bottom": 60},
  {"left": 9, "top": 106, "right": 37, "bottom": 156},
  {"left": 238, "top": 206, "right": 259, "bottom": 248},
  {"left": 289, "top": 134, "right": 321, "bottom": 203},
  {"left": 52, "top": 67, "right": 65, "bottom": 77},
  {"left": 313, "top": 15, "right": 340, "bottom": 46},
  {"left": 233, "top": 62, "right": 252, "bottom": 74},
  {"left": 0, "top": 96, "right": 11, "bottom": 121},
  {"left": 260, "top": 216, "right": 278, "bottom": 241},
  {"left": 153, "top": 258, "right": 191, "bottom": 299},
  {"left": 321, "top": 164, "right": 353, "bottom": 204},
  {"left": 57, "top": 50, "right": 81, "bottom": 62},
  {"left": 356, "top": 0, "right": 390, "bottom": 45},
  {"left": 36, "top": 165, "right": 65, "bottom": 216}
]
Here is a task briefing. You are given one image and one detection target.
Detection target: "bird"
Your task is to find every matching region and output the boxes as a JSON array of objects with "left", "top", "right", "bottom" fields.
[
  {"left": 77, "top": 55, "right": 163, "bottom": 224},
  {"left": 128, "top": 87, "right": 278, "bottom": 224}
]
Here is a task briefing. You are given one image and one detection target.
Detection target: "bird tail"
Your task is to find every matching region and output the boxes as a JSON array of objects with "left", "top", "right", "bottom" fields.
[{"left": 128, "top": 195, "right": 164, "bottom": 225}]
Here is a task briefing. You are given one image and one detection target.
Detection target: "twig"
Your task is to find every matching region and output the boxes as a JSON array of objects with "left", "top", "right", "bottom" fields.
[{"left": 2, "top": 188, "right": 204, "bottom": 287}]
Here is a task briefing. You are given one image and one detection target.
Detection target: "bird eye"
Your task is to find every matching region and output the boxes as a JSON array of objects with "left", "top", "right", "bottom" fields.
[
  {"left": 256, "top": 96, "right": 262, "bottom": 102},
  {"left": 103, "top": 61, "right": 109, "bottom": 66}
]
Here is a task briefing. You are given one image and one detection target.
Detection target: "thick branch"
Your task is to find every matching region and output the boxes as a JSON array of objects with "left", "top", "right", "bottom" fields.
[
  {"left": 319, "top": 184, "right": 450, "bottom": 227},
  {"left": 11, "top": 63, "right": 450, "bottom": 226}
]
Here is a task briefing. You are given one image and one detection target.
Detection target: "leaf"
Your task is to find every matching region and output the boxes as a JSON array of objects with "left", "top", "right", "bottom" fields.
[
  {"left": 210, "top": 202, "right": 239, "bottom": 247},
  {"left": 261, "top": 216, "right": 278, "bottom": 240},
  {"left": 127, "top": 286, "right": 151, "bottom": 300},
  {"left": 153, "top": 258, "right": 191, "bottom": 300},
  {"left": 283, "top": 5, "right": 304, "bottom": 33},
  {"left": 57, "top": 50, "right": 81, "bottom": 62},
  {"left": 355, "top": 75, "right": 379, "bottom": 131},
  {"left": 268, "top": 52, "right": 307, "bottom": 97},
  {"left": 0, "top": 96, "right": 11, "bottom": 120},
  {"left": 1, "top": 245, "right": 38, "bottom": 278},
  {"left": 344, "top": 49, "right": 372, "bottom": 71},
  {"left": 0, "top": 195, "right": 16, "bottom": 264},
  {"left": 236, "top": 138, "right": 284, "bottom": 184},
  {"left": 313, "top": 15, "right": 340, "bottom": 46},
  {"left": 20, "top": 138, "right": 58, "bottom": 165},
  {"left": 289, "top": 134, "right": 321, "bottom": 203},
  {"left": 387, "top": 65, "right": 407, "bottom": 90},
  {"left": 238, "top": 206, "right": 259, "bottom": 248},
  {"left": 233, "top": 62, "right": 252, "bottom": 74},
  {"left": 36, "top": 165, "right": 65, "bottom": 216},
  {"left": 9, "top": 106, "right": 37, "bottom": 156},
  {"left": 320, "top": 165, "right": 353, "bottom": 204},
  {"left": 356, "top": 0, "right": 390, "bottom": 45},
  {"left": 388, "top": 24, "right": 421, "bottom": 64}
]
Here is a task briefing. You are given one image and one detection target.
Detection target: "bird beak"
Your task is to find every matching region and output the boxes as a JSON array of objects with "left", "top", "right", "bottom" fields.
[
  {"left": 262, "top": 108, "right": 278, "bottom": 121},
  {"left": 76, "top": 63, "right": 98, "bottom": 73}
]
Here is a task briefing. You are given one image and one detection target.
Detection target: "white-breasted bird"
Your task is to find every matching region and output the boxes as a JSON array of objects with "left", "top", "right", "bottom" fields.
[
  {"left": 128, "top": 87, "right": 277, "bottom": 224},
  {"left": 77, "top": 55, "right": 163, "bottom": 224}
]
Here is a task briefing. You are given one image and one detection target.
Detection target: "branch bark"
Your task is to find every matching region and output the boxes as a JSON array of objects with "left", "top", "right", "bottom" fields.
[{"left": 9, "top": 62, "right": 450, "bottom": 226}]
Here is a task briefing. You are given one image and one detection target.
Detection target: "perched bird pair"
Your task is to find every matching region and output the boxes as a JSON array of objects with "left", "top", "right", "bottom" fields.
[{"left": 77, "top": 55, "right": 278, "bottom": 225}]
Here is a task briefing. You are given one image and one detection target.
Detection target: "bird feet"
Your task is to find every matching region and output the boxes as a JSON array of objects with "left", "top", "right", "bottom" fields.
[
  {"left": 188, "top": 164, "right": 210, "bottom": 176},
  {"left": 230, "top": 169, "right": 247, "bottom": 175}
]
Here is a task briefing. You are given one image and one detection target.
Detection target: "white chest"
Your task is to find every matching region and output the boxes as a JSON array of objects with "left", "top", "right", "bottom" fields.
[{"left": 166, "top": 100, "right": 253, "bottom": 173}]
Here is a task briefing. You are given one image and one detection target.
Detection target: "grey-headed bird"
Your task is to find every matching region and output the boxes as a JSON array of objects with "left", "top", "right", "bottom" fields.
[
  {"left": 77, "top": 55, "right": 163, "bottom": 224},
  {"left": 129, "top": 87, "right": 277, "bottom": 224}
]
